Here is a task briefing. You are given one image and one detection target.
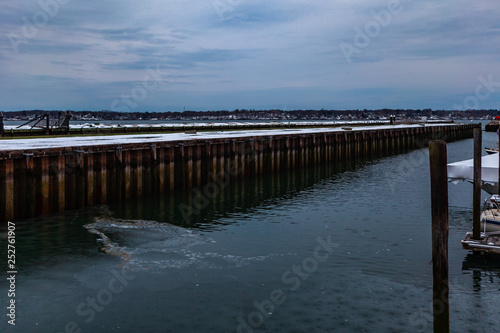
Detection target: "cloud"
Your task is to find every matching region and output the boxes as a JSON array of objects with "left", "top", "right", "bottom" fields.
[{"left": 0, "top": 0, "right": 499, "bottom": 111}]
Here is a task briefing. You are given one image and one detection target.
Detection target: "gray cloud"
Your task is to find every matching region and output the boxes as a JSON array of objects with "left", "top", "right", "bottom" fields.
[{"left": 0, "top": 0, "right": 499, "bottom": 111}]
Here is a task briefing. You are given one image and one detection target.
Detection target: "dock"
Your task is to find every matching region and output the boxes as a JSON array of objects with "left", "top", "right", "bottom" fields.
[
  {"left": 462, "top": 232, "right": 500, "bottom": 254},
  {"left": 0, "top": 123, "right": 475, "bottom": 222}
]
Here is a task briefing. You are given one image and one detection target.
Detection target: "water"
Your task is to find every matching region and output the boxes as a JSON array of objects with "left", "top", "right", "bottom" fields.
[{"left": 1, "top": 122, "right": 500, "bottom": 332}]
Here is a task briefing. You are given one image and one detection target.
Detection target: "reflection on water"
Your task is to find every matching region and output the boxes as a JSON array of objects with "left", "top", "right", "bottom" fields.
[
  {"left": 108, "top": 158, "right": 361, "bottom": 230},
  {"left": 463, "top": 252, "right": 500, "bottom": 272},
  {"left": 462, "top": 253, "right": 500, "bottom": 293}
]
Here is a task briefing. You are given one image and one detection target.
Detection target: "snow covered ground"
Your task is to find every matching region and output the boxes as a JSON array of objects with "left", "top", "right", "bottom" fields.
[
  {"left": 4, "top": 120, "right": 387, "bottom": 130},
  {"left": 0, "top": 123, "right": 455, "bottom": 151}
]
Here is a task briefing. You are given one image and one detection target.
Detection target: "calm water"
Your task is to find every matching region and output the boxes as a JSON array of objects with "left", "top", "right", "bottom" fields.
[{"left": 2, "top": 121, "right": 500, "bottom": 333}]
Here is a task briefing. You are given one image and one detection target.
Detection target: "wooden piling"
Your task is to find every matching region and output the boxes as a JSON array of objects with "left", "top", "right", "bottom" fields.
[
  {"left": 212, "top": 143, "right": 218, "bottom": 181},
  {"left": 65, "top": 153, "right": 76, "bottom": 209},
  {"left": 168, "top": 147, "right": 175, "bottom": 191},
  {"left": 135, "top": 149, "right": 143, "bottom": 197},
  {"left": 37, "top": 156, "right": 50, "bottom": 215},
  {"left": 220, "top": 143, "right": 226, "bottom": 181},
  {"left": 57, "top": 154, "right": 65, "bottom": 210},
  {"left": 112, "top": 148, "right": 122, "bottom": 203},
  {"left": 231, "top": 140, "right": 239, "bottom": 179},
  {"left": 123, "top": 150, "right": 131, "bottom": 200},
  {"left": 253, "top": 140, "right": 259, "bottom": 175},
  {"left": 428, "top": 140, "right": 450, "bottom": 333},
  {"left": 75, "top": 151, "right": 86, "bottom": 209},
  {"left": 144, "top": 146, "right": 154, "bottom": 195},
  {"left": 187, "top": 145, "right": 193, "bottom": 188},
  {"left": 196, "top": 145, "right": 202, "bottom": 187},
  {"left": 473, "top": 127, "right": 482, "bottom": 240},
  {"left": 99, "top": 152, "right": 107, "bottom": 203},
  {"left": 259, "top": 140, "right": 264, "bottom": 174},
  {"left": 157, "top": 148, "right": 165, "bottom": 193},
  {"left": 1, "top": 160, "right": 14, "bottom": 221},
  {"left": 175, "top": 144, "right": 185, "bottom": 190},
  {"left": 85, "top": 153, "right": 94, "bottom": 206}
]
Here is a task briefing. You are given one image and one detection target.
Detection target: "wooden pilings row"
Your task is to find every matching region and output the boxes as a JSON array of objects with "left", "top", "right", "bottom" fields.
[{"left": 0, "top": 124, "right": 475, "bottom": 222}]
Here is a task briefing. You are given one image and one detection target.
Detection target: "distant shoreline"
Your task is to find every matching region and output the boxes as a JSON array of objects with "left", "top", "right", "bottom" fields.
[{"left": 1, "top": 109, "right": 498, "bottom": 122}]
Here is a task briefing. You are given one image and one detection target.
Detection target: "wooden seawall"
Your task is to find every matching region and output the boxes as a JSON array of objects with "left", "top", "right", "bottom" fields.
[{"left": 0, "top": 124, "right": 475, "bottom": 222}]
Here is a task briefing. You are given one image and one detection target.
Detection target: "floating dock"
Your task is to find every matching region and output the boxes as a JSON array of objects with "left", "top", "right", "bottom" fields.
[
  {"left": 462, "top": 232, "right": 500, "bottom": 254},
  {"left": 0, "top": 123, "right": 475, "bottom": 222}
]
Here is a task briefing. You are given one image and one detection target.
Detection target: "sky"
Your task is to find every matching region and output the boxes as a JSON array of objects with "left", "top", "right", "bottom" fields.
[{"left": 0, "top": 0, "right": 499, "bottom": 112}]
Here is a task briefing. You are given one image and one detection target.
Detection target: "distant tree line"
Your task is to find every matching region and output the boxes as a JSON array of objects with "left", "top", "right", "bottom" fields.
[{"left": 1, "top": 108, "right": 499, "bottom": 121}]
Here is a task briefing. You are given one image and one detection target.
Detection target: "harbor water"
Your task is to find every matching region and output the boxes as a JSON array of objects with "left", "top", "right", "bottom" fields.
[{"left": 1, "top": 122, "right": 500, "bottom": 332}]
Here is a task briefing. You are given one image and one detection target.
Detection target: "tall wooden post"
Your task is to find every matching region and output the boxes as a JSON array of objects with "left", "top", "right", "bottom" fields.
[
  {"left": 99, "top": 152, "right": 107, "bottom": 204},
  {"left": 428, "top": 140, "right": 450, "bottom": 333},
  {"left": 2, "top": 160, "right": 14, "bottom": 220},
  {"left": 75, "top": 151, "right": 85, "bottom": 208},
  {"left": 168, "top": 147, "right": 175, "bottom": 191},
  {"left": 39, "top": 156, "right": 50, "bottom": 215},
  {"left": 57, "top": 154, "right": 65, "bottom": 211},
  {"left": 186, "top": 145, "right": 193, "bottom": 188},
  {"left": 157, "top": 148, "right": 165, "bottom": 193},
  {"left": 123, "top": 150, "right": 131, "bottom": 200},
  {"left": 473, "top": 127, "right": 481, "bottom": 240},
  {"left": 196, "top": 145, "right": 202, "bottom": 187},
  {"left": 86, "top": 153, "right": 94, "bottom": 206},
  {"left": 136, "top": 149, "right": 143, "bottom": 197}
]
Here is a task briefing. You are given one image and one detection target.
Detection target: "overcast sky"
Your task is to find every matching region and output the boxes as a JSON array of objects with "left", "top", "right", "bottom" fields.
[{"left": 0, "top": 0, "right": 499, "bottom": 112}]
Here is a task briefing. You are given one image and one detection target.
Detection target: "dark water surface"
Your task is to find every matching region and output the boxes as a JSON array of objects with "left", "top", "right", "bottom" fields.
[{"left": 2, "top": 125, "right": 500, "bottom": 332}]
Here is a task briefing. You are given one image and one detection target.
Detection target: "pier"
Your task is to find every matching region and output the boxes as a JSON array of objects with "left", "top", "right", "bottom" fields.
[{"left": 0, "top": 123, "right": 474, "bottom": 222}]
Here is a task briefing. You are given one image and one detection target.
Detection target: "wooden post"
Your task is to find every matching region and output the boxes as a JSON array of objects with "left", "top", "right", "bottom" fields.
[
  {"left": 99, "top": 152, "right": 107, "bottom": 204},
  {"left": 473, "top": 127, "right": 481, "bottom": 240},
  {"left": 231, "top": 140, "right": 239, "bottom": 180},
  {"left": 258, "top": 140, "right": 264, "bottom": 174},
  {"left": 175, "top": 144, "right": 184, "bottom": 190},
  {"left": 187, "top": 145, "right": 193, "bottom": 188},
  {"left": 123, "top": 150, "right": 131, "bottom": 200},
  {"left": 136, "top": 149, "right": 143, "bottom": 197},
  {"left": 75, "top": 151, "right": 85, "bottom": 208},
  {"left": 86, "top": 153, "right": 94, "bottom": 206},
  {"left": 2, "top": 160, "right": 14, "bottom": 220},
  {"left": 196, "top": 145, "right": 202, "bottom": 187},
  {"left": 158, "top": 148, "right": 165, "bottom": 193},
  {"left": 57, "top": 154, "right": 65, "bottom": 211},
  {"left": 428, "top": 140, "right": 450, "bottom": 333},
  {"left": 240, "top": 144, "right": 246, "bottom": 178},
  {"left": 39, "top": 156, "right": 50, "bottom": 215},
  {"left": 168, "top": 147, "right": 175, "bottom": 191},
  {"left": 111, "top": 148, "right": 120, "bottom": 203},
  {"left": 212, "top": 143, "right": 218, "bottom": 181},
  {"left": 254, "top": 140, "right": 259, "bottom": 175}
]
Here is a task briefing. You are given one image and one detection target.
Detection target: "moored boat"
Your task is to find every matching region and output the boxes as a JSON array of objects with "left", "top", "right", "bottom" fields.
[
  {"left": 485, "top": 147, "right": 498, "bottom": 154},
  {"left": 480, "top": 195, "right": 500, "bottom": 233},
  {"left": 485, "top": 116, "right": 500, "bottom": 132}
]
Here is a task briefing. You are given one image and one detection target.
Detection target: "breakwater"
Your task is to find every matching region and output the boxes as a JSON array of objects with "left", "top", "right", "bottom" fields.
[
  {"left": 1, "top": 120, "right": 451, "bottom": 137},
  {"left": 0, "top": 123, "right": 475, "bottom": 222}
]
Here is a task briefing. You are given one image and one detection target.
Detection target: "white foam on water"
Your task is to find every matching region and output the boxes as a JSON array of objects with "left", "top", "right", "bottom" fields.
[{"left": 85, "top": 217, "right": 285, "bottom": 272}]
